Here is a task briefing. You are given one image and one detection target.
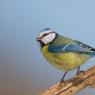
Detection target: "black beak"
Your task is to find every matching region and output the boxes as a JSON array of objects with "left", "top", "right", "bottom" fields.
[
  {"left": 36, "top": 38, "right": 41, "bottom": 41},
  {"left": 36, "top": 37, "right": 45, "bottom": 48}
]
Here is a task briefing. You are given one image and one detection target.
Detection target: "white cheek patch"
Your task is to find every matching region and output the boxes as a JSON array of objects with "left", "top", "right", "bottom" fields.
[
  {"left": 39, "top": 30, "right": 53, "bottom": 38},
  {"left": 41, "top": 33, "right": 56, "bottom": 44}
]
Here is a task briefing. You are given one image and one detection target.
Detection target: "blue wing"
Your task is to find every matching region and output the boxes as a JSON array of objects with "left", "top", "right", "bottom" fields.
[{"left": 48, "top": 40, "right": 95, "bottom": 56}]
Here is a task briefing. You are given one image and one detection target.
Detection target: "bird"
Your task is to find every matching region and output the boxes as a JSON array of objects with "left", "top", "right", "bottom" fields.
[{"left": 36, "top": 28, "right": 95, "bottom": 83}]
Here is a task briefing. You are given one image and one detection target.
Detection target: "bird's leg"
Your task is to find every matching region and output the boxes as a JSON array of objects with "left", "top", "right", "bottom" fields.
[
  {"left": 76, "top": 66, "right": 80, "bottom": 75},
  {"left": 76, "top": 66, "right": 85, "bottom": 75},
  {"left": 60, "top": 72, "right": 67, "bottom": 84}
]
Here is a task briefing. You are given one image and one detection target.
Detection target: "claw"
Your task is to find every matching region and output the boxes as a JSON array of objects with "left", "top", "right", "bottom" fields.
[{"left": 77, "top": 71, "right": 85, "bottom": 75}]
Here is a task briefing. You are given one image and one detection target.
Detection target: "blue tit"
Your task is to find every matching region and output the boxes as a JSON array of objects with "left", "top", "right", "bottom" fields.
[{"left": 36, "top": 28, "right": 95, "bottom": 83}]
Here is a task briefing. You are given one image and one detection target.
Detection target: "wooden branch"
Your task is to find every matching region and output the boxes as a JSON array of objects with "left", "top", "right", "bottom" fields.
[{"left": 40, "top": 66, "right": 95, "bottom": 95}]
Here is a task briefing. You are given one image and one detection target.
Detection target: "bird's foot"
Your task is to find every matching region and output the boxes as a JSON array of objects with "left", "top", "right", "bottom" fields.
[
  {"left": 76, "top": 71, "right": 85, "bottom": 75},
  {"left": 59, "top": 80, "right": 66, "bottom": 87},
  {"left": 59, "top": 79, "right": 69, "bottom": 87},
  {"left": 60, "top": 79, "right": 64, "bottom": 84}
]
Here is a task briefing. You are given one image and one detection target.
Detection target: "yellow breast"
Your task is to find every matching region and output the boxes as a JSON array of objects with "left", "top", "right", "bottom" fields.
[{"left": 42, "top": 45, "right": 90, "bottom": 71}]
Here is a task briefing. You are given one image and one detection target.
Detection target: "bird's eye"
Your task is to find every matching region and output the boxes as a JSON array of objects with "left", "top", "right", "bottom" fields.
[
  {"left": 42, "top": 33, "right": 48, "bottom": 38},
  {"left": 44, "top": 33, "right": 47, "bottom": 36}
]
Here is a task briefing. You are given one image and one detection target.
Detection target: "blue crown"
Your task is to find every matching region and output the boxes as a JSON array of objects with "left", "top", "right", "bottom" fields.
[{"left": 41, "top": 28, "right": 52, "bottom": 32}]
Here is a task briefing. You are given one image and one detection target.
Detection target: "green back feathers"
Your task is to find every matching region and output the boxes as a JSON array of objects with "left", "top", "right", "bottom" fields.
[{"left": 50, "top": 35, "right": 73, "bottom": 46}]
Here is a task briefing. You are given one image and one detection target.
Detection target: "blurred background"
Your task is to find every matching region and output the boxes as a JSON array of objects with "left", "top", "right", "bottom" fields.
[{"left": 0, "top": 0, "right": 95, "bottom": 95}]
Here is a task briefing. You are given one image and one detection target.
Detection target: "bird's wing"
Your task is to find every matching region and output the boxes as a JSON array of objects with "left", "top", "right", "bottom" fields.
[
  {"left": 48, "top": 40, "right": 95, "bottom": 56},
  {"left": 73, "top": 40, "right": 95, "bottom": 52}
]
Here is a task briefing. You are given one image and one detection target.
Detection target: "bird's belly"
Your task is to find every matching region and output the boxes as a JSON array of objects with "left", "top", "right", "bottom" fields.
[{"left": 42, "top": 46, "right": 89, "bottom": 71}]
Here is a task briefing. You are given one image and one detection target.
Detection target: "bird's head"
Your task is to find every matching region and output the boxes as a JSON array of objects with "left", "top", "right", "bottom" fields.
[{"left": 36, "top": 28, "right": 58, "bottom": 47}]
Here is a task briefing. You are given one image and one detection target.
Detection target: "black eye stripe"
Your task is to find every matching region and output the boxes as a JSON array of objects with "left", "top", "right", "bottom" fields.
[
  {"left": 43, "top": 33, "right": 47, "bottom": 36},
  {"left": 42, "top": 32, "right": 55, "bottom": 38},
  {"left": 41, "top": 34, "right": 47, "bottom": 38}
]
